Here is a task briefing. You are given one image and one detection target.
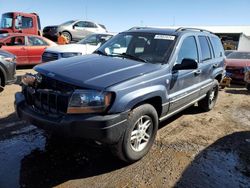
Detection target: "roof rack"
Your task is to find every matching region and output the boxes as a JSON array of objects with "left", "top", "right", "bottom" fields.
[
  {"left": 175, "top": 27, "right": 213, "bottom": 33},
  {"left": 128, "top": 26, "right": 153, "bottom": 31}
]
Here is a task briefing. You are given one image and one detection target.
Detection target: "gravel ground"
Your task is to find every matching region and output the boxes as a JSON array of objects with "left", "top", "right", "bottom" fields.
[{"left": 0, "top": 71, "right": 249, "bottom": 188}]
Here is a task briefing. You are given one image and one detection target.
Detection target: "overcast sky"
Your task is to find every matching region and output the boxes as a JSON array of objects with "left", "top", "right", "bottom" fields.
[{"left": 1, "top": 0, "right": 250, "bottom": 32}]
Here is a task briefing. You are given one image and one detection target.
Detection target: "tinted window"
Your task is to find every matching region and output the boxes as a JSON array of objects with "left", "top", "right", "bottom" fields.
[
  {"left": 210, "top": 36, "right": 223, "bottom": 58},
  {"left": 177, "top": 36, "right": 198, "bottom": 63},
  {"left": 28, "top": 36, "right": 48, "bottom": 46},
  {"left": 74, "top": 21, "right": 85, "bottom": 28},
  {"left": 198, "top": 36, "right": 212, "bottom": 61},
  {"left": 86, "top": 22, "right": 97, "bottom": 28},
  {"left": 5, "top": 36, "right": 25, "bottom": 46}
]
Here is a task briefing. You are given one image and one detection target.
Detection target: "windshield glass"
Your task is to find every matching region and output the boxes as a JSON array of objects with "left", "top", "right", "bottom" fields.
[
  {"left": 60, "top": 20, "right": 75, "bottom": 26},
  {"left": 227, "top": 52, "right": 250, "bottom": 59},
  {"left": 77, "top": 34, "right": 112, "bottom": 45},
  {"left": 1, "top": 13, "right": 13, "bottom": 28},
  {"left": 97, "top": 32, "right": 176, "bottom": 63}
]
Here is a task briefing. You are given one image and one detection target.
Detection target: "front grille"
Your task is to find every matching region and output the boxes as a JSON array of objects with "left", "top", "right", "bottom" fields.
[
  {"left": 23, "top": 76, "right": 76, "bottom": 114},
  {"left": 42, "top": 52, "right": 59, "bottom": 63},
  {"left": 24, "top": 87, "right": 70, "bottom": 114}
]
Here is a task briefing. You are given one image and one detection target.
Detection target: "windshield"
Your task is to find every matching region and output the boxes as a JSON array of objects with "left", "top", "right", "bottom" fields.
[
  {"left": 60, "top": 20, "right": 76, "bottom": 26},
  {"left": 77, "top": 34, "right": 112, "bottom": 45},
  {"left": 97, "top": 32, "right": 176, "bottom": 63},
  {"left": 227, "top": 52, "right": 250, "bottom": 59},
  {"left": 1, "top": 13, "right": 13, "bottom": 29}
]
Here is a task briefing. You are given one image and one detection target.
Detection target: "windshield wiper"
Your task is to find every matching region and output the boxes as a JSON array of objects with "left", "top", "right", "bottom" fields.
[
  {"left": 115, "top": 53, "right": 147, "bottom": 63},
  {"left": 93, "top": 50, "right": 107, "bottom": 56}
]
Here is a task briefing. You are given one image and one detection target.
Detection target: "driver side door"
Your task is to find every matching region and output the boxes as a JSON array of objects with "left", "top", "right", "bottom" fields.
[{"left": 168, "top": 35, "right": 201, "bottom": 113}]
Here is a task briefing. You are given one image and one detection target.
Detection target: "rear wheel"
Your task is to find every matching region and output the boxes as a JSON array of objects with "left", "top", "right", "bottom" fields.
[
  {"left": 246, "top": 83, "right": 250, "bottom": 91},
  {"left": 62, "top": 31, "right": 72, "bottom": 42},
  {"left": 198, "top": 80, "right": 219, "bottom": 111},
  {"left": 111, "top": 104, "right": 158, "bottom": 162}
]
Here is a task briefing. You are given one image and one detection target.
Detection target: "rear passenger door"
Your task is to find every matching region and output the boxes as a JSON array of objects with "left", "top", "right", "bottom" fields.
[
  {"left": 197, "top": 35, "right": 216, "bottom": 95},
  {"left": 168, "top": 35, "right": 200, "bottom": 113}
]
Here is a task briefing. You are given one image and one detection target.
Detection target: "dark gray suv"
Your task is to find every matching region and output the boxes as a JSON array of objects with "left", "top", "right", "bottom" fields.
[
  {"left": 0, "top": 49, "right": 16, "bottom": 92},
  {"left": 15, "top": 27, "right": 225, "bottom": 162}
]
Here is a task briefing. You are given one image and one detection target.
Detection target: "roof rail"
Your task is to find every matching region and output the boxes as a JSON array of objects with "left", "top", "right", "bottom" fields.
[
  {"left": 128, "top": 26, "right": 152, "bottom": 31},
  {"left": 175, "top": 27, "right": 213, "bottom": 33}
]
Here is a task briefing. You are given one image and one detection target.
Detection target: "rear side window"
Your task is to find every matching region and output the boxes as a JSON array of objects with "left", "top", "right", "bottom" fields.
[
  {"left": 210, "top": 37, "right": 224, "bottom": 58},
  {"left": 177, "top": 36, "right": 198, "bottom": 64},
  {"left": 198, "top": 36, "right": 212, "bottom": 61}
]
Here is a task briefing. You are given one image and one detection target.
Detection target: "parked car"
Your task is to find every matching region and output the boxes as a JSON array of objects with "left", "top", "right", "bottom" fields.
[
  {"left": 0, "top": 49, "right": 16, "bottom": 92},
  {"left": 42, "top": 33, "right": 114, "bottom": 63},
  {"left": 0, "top": 33, "right": 57, "bottom": 65},
  {"left": 225, "top": 51, "right": 250, "bottom": 83},
  {"left": 15, "top": 27, "right": 224, "bottom": 162},
  {"left": 43, "top": 20, "right": 107, "bottom": 42}
]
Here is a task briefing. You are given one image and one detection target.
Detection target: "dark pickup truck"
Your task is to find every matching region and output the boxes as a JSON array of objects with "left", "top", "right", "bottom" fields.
[
  {"left": 0, "top": 49, "right": 16, "bottom": 92},
  {"left": 15, "top": 27, "right": 225, "bottom": 162}
]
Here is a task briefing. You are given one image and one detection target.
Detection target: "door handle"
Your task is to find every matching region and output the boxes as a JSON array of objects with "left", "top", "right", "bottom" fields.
[
  {"left": 213, "top": 63, "right": 219, "bottom": 68},
  {"left": 194, "top": 69, "right": 202, "bottom": 75}
]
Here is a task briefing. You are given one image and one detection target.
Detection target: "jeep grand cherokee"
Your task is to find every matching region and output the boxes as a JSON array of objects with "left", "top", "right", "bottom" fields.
[{"left": 15, "top": 27, "right": 225, "bottom": 162}]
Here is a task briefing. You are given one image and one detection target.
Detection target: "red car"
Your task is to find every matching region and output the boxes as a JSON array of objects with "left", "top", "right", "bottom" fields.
[
  {"left": 0, "top": 33, "right": 57, "bottom": 65},
  {"left": 225, "top": 51, "right": 250, "bottom": 83}
]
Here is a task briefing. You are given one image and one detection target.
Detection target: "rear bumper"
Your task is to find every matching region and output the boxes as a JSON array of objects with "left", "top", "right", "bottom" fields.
[{"left": 15, "top": 92, "right": 128, "bottom": 144}]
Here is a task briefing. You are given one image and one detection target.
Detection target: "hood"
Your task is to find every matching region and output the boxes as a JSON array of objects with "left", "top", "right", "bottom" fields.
[
  {"left": 46, "top": 44, "right": 88, "bottom": 54},
  {"left": 44, "top": 25, "right": 58, "bottom": 29},
  {"left": 35, "top": 54, "right": 161, "bottom": 90},
  {"left": 225, "top": 59, "right": 250, "bottom": 67}
]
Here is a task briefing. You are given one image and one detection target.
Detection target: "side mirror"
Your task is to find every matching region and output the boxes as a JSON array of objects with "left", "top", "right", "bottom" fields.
[
  {"left": 73, "top": 24, "right": 79, "bottom": 29},
  {"left": 173, "top": 58, "right": 198, "bottom": 71}
]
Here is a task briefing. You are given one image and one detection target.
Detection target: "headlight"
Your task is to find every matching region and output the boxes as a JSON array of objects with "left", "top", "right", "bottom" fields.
[
  {"left": 61, "top": 52, "right": 81, "bottom": 58},
  {"left": 0, "top": 55, "right": 16, "bottom": 62},
  {"left": 67, "top": 90, "right": 113, "bottom": 114}
]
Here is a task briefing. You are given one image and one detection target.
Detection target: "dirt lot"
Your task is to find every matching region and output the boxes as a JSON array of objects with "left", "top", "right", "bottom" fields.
[{"left": 0, "top": 73, "right": 249, "bottom": 188}]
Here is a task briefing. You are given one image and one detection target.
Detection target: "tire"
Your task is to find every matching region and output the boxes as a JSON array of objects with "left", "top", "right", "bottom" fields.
[
  {"left": 246, "top": 83, "right": 250, "bottom": 91},
  {"left": 111, "top": 104, "right": 158, "bottom": 162},
  {"left": 198, "top": 80, "right": 219, "bottom": 112},
  {"left": 0, "top": 77, "right": 3, "bottom": 93},
  {"left": 62, "top": 31, "right": 72, "bottom": 42}
]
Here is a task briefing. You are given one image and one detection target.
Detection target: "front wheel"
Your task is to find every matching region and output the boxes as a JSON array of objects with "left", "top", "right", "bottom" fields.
[
  {"left": 198, "top": 80, "right": 219, "bottom": 111},
  {"left": 62, "top": 31, "right": 72, "bottom": 42},
  {"left": 246, "top": 83, "right": 250, "bottom": 91},
  {"left": 111, "top": 104, "right": 158, "bottom": 162}
]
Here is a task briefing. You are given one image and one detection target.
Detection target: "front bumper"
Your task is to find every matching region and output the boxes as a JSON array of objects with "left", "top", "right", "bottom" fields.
[
  {"left": 43, "top": 32, "right": 58, "bottom": 41},
  {"left": 15, "top": 92, "right": 128, "bottom": 144}
]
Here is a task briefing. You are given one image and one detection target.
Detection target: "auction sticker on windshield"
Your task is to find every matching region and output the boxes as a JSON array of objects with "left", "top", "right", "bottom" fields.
[{"left": 154, "top": 35, "right": 175, "bottom": 40}]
